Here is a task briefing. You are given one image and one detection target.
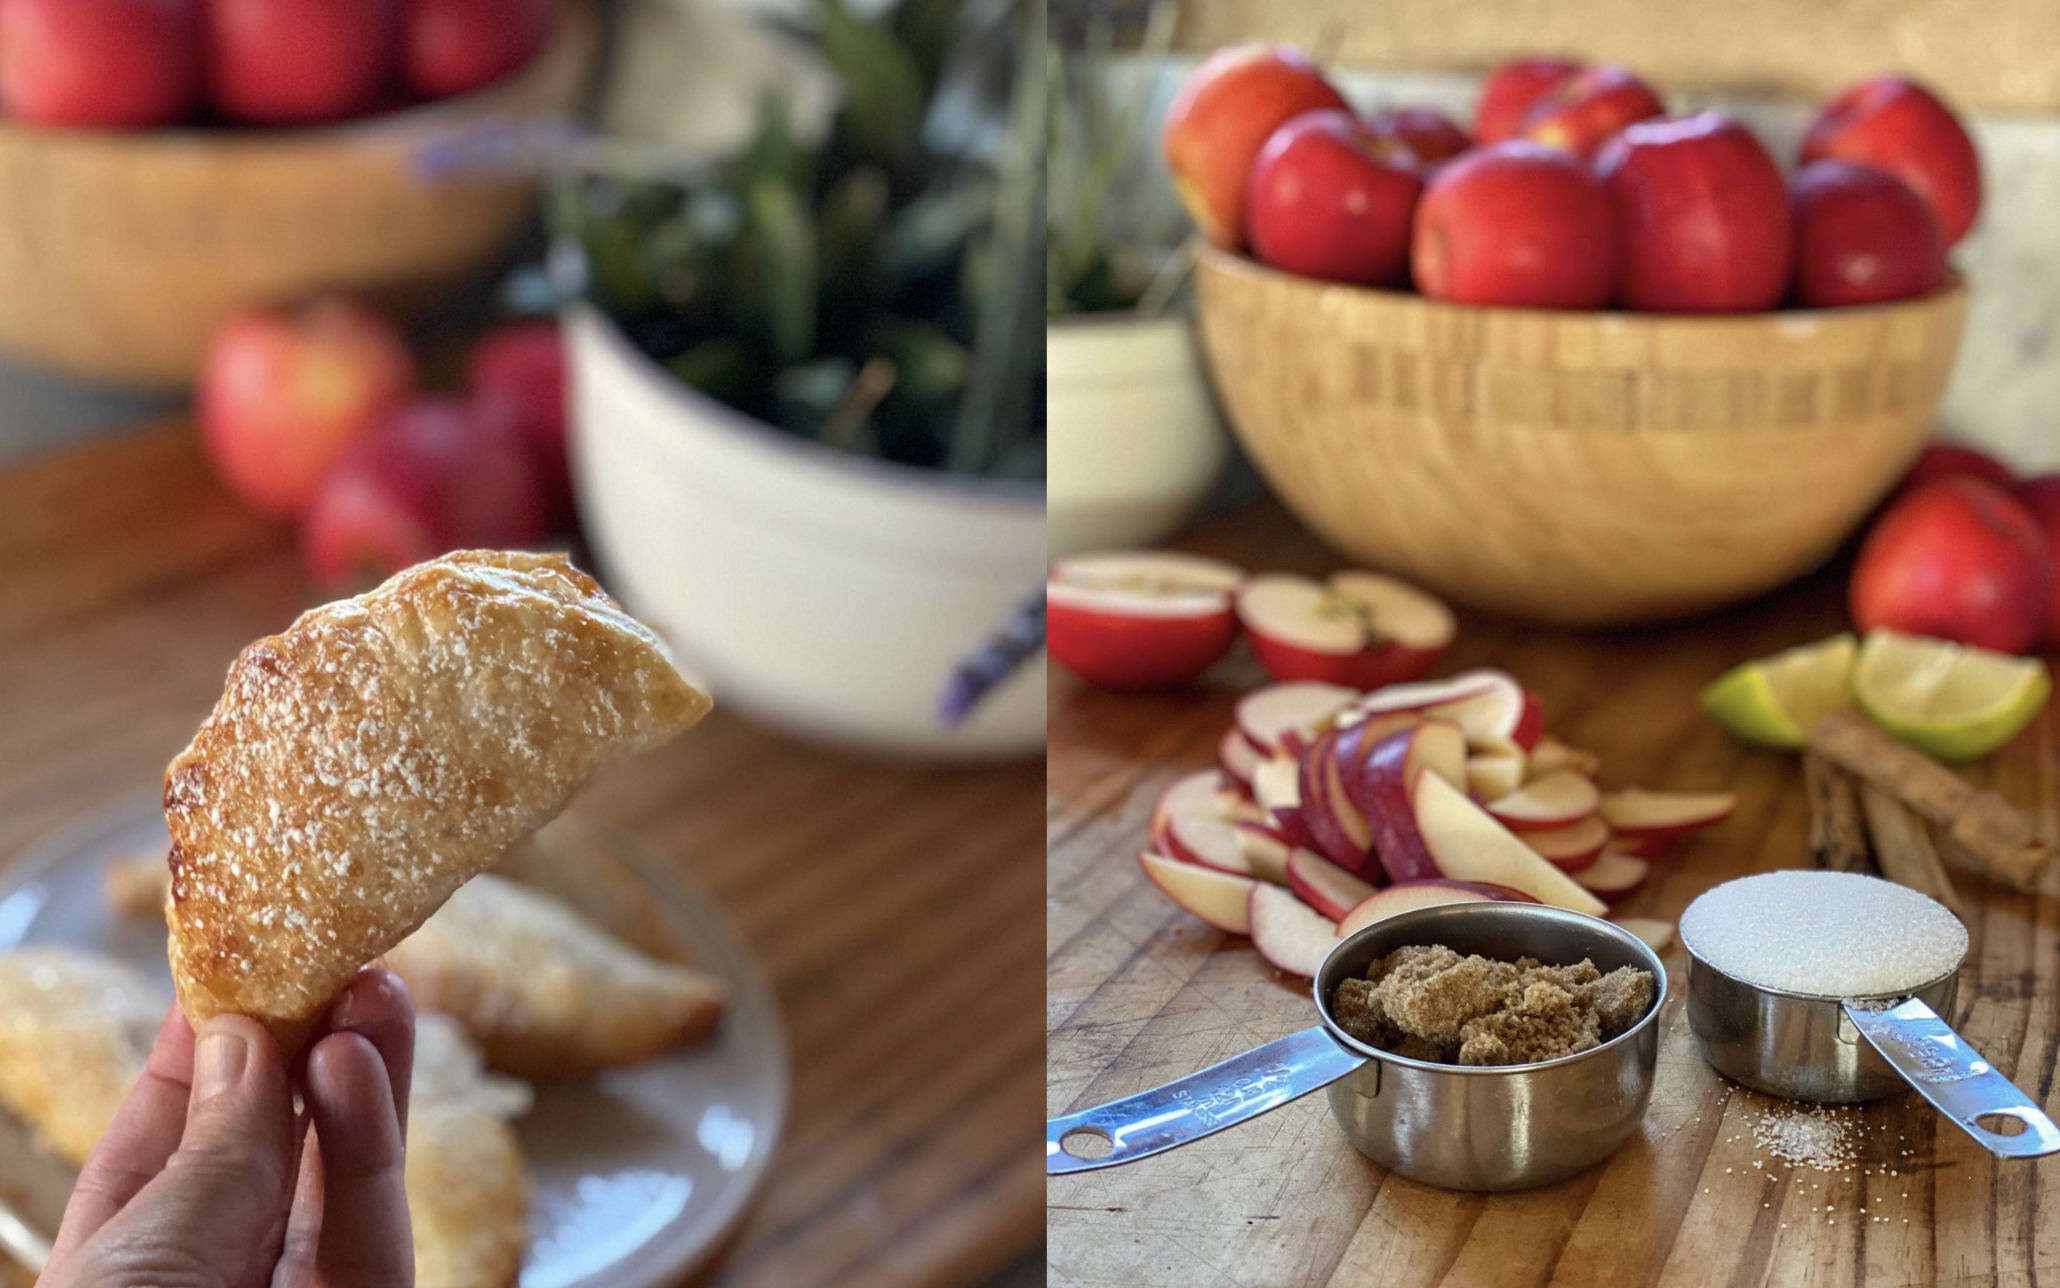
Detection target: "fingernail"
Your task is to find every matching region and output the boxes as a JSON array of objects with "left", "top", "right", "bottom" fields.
[{"left": 194, "top": 1029, "right": 249, "bottom": 1102}]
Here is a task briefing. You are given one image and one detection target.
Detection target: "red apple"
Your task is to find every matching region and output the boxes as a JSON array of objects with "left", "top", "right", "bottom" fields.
[
  {"left": 2010, "top": 476, "right": 2060, "bottom": 644},
  {"left": 1046, "top": 551, "right": 1244, "bottom": 690},
  {"left": 300, "top": 397, "right": 548, "bottom": 586},
  {"left": 1367, "top": 105, "right": 1471, "bottom": 164},
  {"left": 1897, "top": 442, "right": 2014, "bottom": 499},
  {"left": 400, "top": 0, "right": 553, "bottom": 99},
  {"left": 207, "top": 0, "right": 397, "bottom": 124},
  {"left": 1850, "top": 476, "right": 2052, "bottom": 654},
  {"left": 1250, "top": 882, "right": 1338, "bottom": 976},
  {"left": 1801, "top": 75, "right": 1981, "bottom": 246},
  {"left": 1286, "top": 848, "right": 1378, "bottom": 921},
  {"left": 1519, "top": 64, "right": 1664, "bottom": 160},
  {"left": 1162, "top": 44, "right": 1351, "bottom": 249},
  {"left": 1338, "top": 716, "right": 1464, "bottom": 810},
  {"left": 1789, "top": 160, "right": 1945, "bottom": 308},
  {"left": 0, "top": 0, "right": 201, "bottom": 127},
  {"left": 1237, "top": 571, "right": 1455, "bottom": 688},
  {"left": 198, "top": 296, "right": 417, "bottom": 519},
  {"left": 1234, "top": 680, "right": 1360, "bottom": 756},
  {"left": 1412, "top": 142, "right": 1618, "bottom": 308},
  {"left": 1595, "top": 112, "right": 1794, "bottom": 313},
  {"left": 1247, "top": 109, "right": 1423, "bottom": 285},
  {"left": 1473, "top": 57, "right": 1582, "bottom": 145},
  {"left": 467, "top": 320, "right": 570, "bottom": 523},
  {"left": 1353, "top": 725, "right": 1444, "bottom": 885}
]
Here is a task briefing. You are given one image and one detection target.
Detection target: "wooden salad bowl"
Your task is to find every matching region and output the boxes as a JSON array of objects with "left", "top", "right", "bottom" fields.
[
  {"left": 0, "top": 2, "right": 598, "bottom": 389},
  {"left": 1195, "top": 246, "right": 1969, "bottom": 626}
]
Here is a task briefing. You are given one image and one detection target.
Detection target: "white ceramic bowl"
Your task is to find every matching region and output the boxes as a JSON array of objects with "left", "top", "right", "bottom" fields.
[
  {"left": 1046, "top": 313, "right": 1228, "bottom": 557},
  {"left": 567, "top": 306, "right": 1046, "bottom": 760}
]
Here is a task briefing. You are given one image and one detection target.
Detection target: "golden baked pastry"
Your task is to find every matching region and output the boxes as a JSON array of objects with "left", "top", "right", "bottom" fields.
[
  {"left": 0, "top": 948, "right": 163, "bottom": 1167},
  {"left": 164, "top": 550, "right": 712, "bottom": 1056},
  {"left": 407, "top": 1012, "right": 533, "bottom": 1288},
  {"left": 383, "top": 873, "right": 726, "bottom": 1080}
]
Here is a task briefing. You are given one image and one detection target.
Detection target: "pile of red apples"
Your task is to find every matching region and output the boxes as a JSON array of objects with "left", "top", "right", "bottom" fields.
[
  {"left": 1143, "top": 672, "right": 1731, "bottom": 977},
  {"left": 1164, "top": 47, "right": 1980, "bottom": 311}
]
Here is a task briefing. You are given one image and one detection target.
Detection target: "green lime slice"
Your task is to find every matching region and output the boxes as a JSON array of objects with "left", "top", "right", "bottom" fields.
[
  {"left": 1702, "top": 633, "right": 1857, "bottom": 750},
  {"left": 1852, "top": 629, "right": 2050, "bottom": 763}
]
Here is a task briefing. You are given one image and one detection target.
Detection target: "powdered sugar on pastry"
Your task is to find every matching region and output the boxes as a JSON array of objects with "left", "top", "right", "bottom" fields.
[
  {"left": 164, "top": 550, "right": 712, "bottom": 1055},
  {"left": 0, "top": 948, "right": 165, "bottom": 1166}
]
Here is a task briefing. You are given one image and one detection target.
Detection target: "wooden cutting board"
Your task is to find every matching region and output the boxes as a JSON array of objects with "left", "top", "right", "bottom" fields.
[{"left": 1047, "top": 499, "right": 2060, "bottom": 1288}]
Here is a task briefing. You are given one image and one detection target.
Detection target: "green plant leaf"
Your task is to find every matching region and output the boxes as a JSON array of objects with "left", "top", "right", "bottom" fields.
[
  {"left": 745, "top": 178, "right": 818, "bottom": 365},
  {"left": 814, "top": 0, "right": 927, "bottom": 159}
]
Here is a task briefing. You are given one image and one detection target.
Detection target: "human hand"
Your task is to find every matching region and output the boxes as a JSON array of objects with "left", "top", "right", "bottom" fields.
[{"left": 40, "top": 968, "right": 416, "bottom": 1288}]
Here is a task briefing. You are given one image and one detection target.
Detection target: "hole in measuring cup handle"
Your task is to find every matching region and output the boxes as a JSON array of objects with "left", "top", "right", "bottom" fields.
[
  {"left": 1974, "top": 1110, "right": 2032, "bottom": 1138},
  {"left": 1059, "top": 1126, "right": 1115, "bottom": 1159}
]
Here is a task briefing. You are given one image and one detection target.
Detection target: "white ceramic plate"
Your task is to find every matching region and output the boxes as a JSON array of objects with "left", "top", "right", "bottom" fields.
[{"left": 0, "top": 793, "right": 787, "bottom": 1287}]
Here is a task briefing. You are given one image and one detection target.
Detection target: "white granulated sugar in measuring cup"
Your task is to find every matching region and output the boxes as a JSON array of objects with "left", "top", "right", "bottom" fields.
[{"left": 1680, "top": 870, "right": 1968, "bottom": 997}]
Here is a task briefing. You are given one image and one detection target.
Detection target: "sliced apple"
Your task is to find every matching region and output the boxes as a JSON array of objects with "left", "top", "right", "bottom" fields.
[
  {"left": 1250, "top": 883, "right": 1340, "bottom": 977},
  {"left": 1138, "top": 851, "right": 1256, "bottom": 934},
  {"left": 1529, "top": 736, "right": 1601, "bottom": 779},
  {"left": 1573, "top": 846, "right": 1650, "bottom": 901},
  {"left": 1298, "top": 728, "right": 1375, "bottom": 874},
  {"left": 1237, "top": 570, "right": 1455, "bottom": 690},
  {"left": 1334, "top": 879, "right": 1535, "bottom": 938},
  {"left": 1251, "top": 753, "right": 1301, "bottom": 814},
  {"left": 1522, "top": 815, "right": 1611, "bottom": 872},
  {"left": 1612, "top": 832, "right": 1676, "bottom": 861},
  {"left": 1613, "top": 916, "right": 1674, "bottom": 953},
  {"left": 1047, "top": 551, "right": 1244, "bottom": 690},
  {"left": 1235, "top": 680, "right": 1360, "bottom": 756},
  {"left": 1600, "top": 789, "right": 1736, "bottom": 840},
  {"left": 1149, "top": 768, "right": 1228, "bottom": 848},
  {"left": 1219, "top": 727, "right": 1260, "bottom": 788},
  {"left": 1269, "top": 805, "right": 1323, "bottom": 855},
  {"left": 1232, "top": 821, "right": 1292, "bottom": 884},
  {"left": 1350, "top": 673, "right": 1501, "bottom": 722},
  {"left": 1466, "top": 751, "right": 1526, "bottom": 802},
  {"left": 1424, "top": 670, "right": 1542, "bottom": 752},
  {"left": 1285, "top": 847, "right": 1378, "bottom": 921},
  {"left": 1486, "top": 770, "right": 1601, "bottom": 832},
  {"left": 1410, "top": 772, "right": 1608, "bottom": 914},
  {"left": 1356, "top": 727, "right": 1443, "bottom": 884},
  {"left": 1163, "top": 815, "right": 1290, "bottom": 884}
]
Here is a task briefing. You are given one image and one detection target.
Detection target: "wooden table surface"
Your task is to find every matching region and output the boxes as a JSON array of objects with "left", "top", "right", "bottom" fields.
[
  {"left": 0, "top": 420, "right": 1043, "bottom": 1288},
  {"left": 1047, "top": 499, "right": 2060, "bottom": 1288}
]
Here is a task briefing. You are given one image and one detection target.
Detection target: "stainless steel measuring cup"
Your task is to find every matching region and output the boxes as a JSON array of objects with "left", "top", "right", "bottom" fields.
[
  {"left": 1047, "top": 902, "right": 1667, "bottom": 1191},
  {"left": 1684, "top": 948, "right": 2060, "bottom": 1158}
]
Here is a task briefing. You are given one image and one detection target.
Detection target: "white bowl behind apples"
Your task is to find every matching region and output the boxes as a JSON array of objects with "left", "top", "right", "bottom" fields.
[{"left": 567, "top": 306, "right": 1046, "bottom": 761}]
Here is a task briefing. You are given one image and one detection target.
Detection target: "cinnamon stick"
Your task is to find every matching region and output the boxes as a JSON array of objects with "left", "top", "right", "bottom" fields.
[
  {"left": 1811, "top": 709, "right": 2053, "bottom": 892},
  {"left": 1858, "top": 783, "right": 1962, "bottom": 915},
  {"left": 1803, "top": 751, "right": 1871, "bottom": 874}
]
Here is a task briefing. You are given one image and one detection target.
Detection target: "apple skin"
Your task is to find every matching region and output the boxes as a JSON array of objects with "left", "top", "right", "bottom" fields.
[
  {"left": 1849, "top": 476, "right": 2053, "bottom": 655},
  {"left": 1595, "top": 112, "right": 1794, "bottom": 314},
  {"left": 1518, "top": 64, "right": 1664, "bottom": 160},
  {"left": 207, "top": 0, "right": 398, "bottom": 125},
  {"left": 1367, "top": 106, "right": 1471, "bottom": 164},
  {"left": 1473, "top": 57, "right": 1581, "bottom": 145},
  {"left": 1896, "top": 442, "right": 2014, "bottom": 499},
  {"left": 198, "top": 296, "right": 418, "bottom": 520},
  {"left": 1047, "top": 599, "right": 1237, "bottom": 691},
  {"left": 400, "top": 0, "right": 554, "bottom": 99},
  {"left": 1789, "top": 160, "right": 1945, "bottom": 309},
  {"left": 0, "top": 0, "right": 201, "bottom": 127},
  {"left": 468, "top": 321, "right": 571, "bottom": 525},
  {"left": 1801, "top": 75, "right": 1981, "bottom": 246},
  {"left": 1412, "top": 142, "right": 1618, "bottom": 309},
  {"left": 2012, "top": 476, "right": 2060, "bottom": 644},
  {"left": 1161, "top": 44, "right": 1351, "bottom": 250},
  {"left": 1247, "top": 109, "right": 1424, "bottom": 285}
]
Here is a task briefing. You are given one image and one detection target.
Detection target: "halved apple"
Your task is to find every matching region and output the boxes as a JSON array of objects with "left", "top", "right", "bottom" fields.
[
  {"left": 1048, "top": 551, "right": 1245, "bottom": 689},
  {"left": 1486, "top": 769, "right": 1601, "bottom": 832},
  {"left": 1522, "top": 815, "right": 1611, "bottom": 872},
  {"left": 1600, "top": 789, "right": 1736, "bottom": 840},
  {"left": 1613, "top": 916, "right": 1674, "bottom": 952},
  {"left": 1237, "top": 570, "right": 1455, "bottom": 689},
  {"left": 1573, "top": 846, "right": 1650, "bottom": 901},
  {"left": 1235, "top": 680, "right": 1360, "bottom": 756},
  {"left": 1250, "top": 883, "right": 1339, "bottom": 977},
  {"left": 1334, "top": 879, "right": 1535, "bottom": 938},
  {"left": 1285, "top": 847, "right": 1378, "bottom": 921},
  {"left": 1219, "top": 727, "right": 1261, "bottom": 788},
  {"left": 1139, "top": 851, "right": 1257, "bottom": 934},
  {"left": 1410, "top": 772, "right": 1608, "bottom": 914},
  {"left": 1298, "top": 728, "right": 1376, "bottom": 874},
  {"left": 1465, "top": 751, "right": 1526, "bottom": 801},
  {"left": 1529, "top": 736, "right": 1600, "bottom": 779}
]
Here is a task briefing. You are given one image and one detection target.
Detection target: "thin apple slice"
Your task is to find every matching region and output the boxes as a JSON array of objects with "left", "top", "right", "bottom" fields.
[
  {"left": 1219, "top": 727, "right": 1261, "bottom": 788},
  {"left": 1486, "top": 770, "right": 1601, "bottom": 832},
  {"left": 1269, "top": 805, "right": 1321, "bottom": 855},
  {"left": 1356, "top": 728, "right": 1443, "bottom": 884},
  {"left": 1285, "top": 847, "right": 1379, "bottom": 920},
  {"left": 1250, "top": 883, "right": 1340, "bottom": 976},
  {"left": 1529, "top": 736, "right": 1601, "bottom": 779},
  {"left": 1164, "top": 815, "right": 1260, "bottom": 879},
  {"left": 1466, "top": 751, "right": 1526, "bottom": 801},
  {"left": 1251, "top": 754, "right": 1300, "bottom": 814},
  {"left": 1613, "top": 916, "right": 1674, "bottom": 952},
  {"left": 1138, "top": 851, "right": 1256, "bottom": 934},
  {"left": 1425, "top": 671, "right": 1541, "bottom": 752},
  {"left": 1233, "top": 822, "right": 1292, "bottom": 885},
  {"left": 1600, "top": 789, "right": 1736, "bottom": 839},
  {"left": 1235, "top": 681, "right": 1360, "bottom": 756},
  {"left": 1334, "top": 879, "right": 1535, "bottom": 938},
  {"left": 1331, "top": 709, "right": 1425, "bottom": 801},
  {"left": 1573, "top": 847, "right": 1650, "bottom": 901},
  {"left": 1149, "top": 769, "right": 1228, "bottom": 848},
  {"left": 1613, "top": 832, "right": 1676, "bottom": 861},
  {"left": 1350, "top": 673, "right": 1501, "bottom": 722},
  {"left": 1298, "top": 728, "right": 1375, "bottom": 873},
  {"left": 1523, "top": 815, "right": 1611, "bottom": 872},
  {"left": 1410, "top": 772, "right": 1608, "bottom": 914}
]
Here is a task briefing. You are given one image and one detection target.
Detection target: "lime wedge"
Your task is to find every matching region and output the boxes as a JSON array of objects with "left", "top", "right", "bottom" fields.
[
  {"left": 1702, "top": 633, "right": 1857, "bottom": 749},
  {"left": 1852, "top": 629, "right": 2051, "bottom": 763}
]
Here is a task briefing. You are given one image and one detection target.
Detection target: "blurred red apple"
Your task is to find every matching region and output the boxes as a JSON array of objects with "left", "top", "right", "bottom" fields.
[
  {"left": 1366, "top": 106, "right": 1470, "bottom": 164},
  {"left": 1595, "top": 112, "right": 1793, "bottom": 313},
  {"left": 301, "top": 397, "right": 547, "bottom": 586},
  {"left": 1801, "top": 76, "right": 1980, "bottom": 246},
  {"left": 1895, "top": 443, "right": 2013, "bottom": 500},
  {"left": 0, "top": 0, "right": 201, "bottom": 127},
  {"left": 2013, "top": 476, "right": 2060, "bottom": 643},
  {"left": 1473, "top": 57, "right": 1581, "bottom": 145},
  {"left": 1412, "top": 141, "right": 1618, "bottom": 308},
  {"left": 199, "top": 296, "right": 417, "bottom": 520},
  {"left": 1162, "top": 44, "right": 1350, "bottom": 249},
  {"left": 207, "top": 0, "right": 396, "bottom": 124},
  {"left": 400, "top": 0, "right": 553, "bottom": 99},
  {"left": 1519, "top": 64, "right": 1664, "bottom": 160},
  {"left": 468, "top": 320, "right": 570, "bottom": 524},
  {"left": 1850, "top": 476, "right": 2051, "bottom": 654},
  {"left": 1247, "top": 110, "right": 1423, "bottom": 285},
  {"left": 1789, "top": 159, "right": 1945, "bottom": 308}
]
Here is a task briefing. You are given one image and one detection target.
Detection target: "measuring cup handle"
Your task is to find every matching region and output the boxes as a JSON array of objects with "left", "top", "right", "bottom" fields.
[
  {"left": 1047, "top": 1025, "right": 1366, "bottom": 1174},
  {"left": 1843, "top": 997, "right": 2060, "bottom": 1159}
]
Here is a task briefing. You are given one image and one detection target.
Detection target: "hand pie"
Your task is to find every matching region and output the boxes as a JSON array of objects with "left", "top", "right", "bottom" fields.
[
  {"left": 407, "top": 1013, "right": 533, "bottom": 1288},
  {"left": 490, "top": 817, "right": 691, "bottom": 963},
  {"left": 383, "top": 873, "right": 726, "bottom": 1080},
  {"left": 165, "top": 550, "right": 712, "bottom": 1056},
  {"left": 0, "top": 948, "right": 163, "bottom": 1167}
]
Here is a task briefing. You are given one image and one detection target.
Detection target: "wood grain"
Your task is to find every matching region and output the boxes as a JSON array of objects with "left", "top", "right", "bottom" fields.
[
  {"left": 1047, "top": 498, "right": 2060, "bottom": 1288},
  {"left": 0, "top": 421, "right": 1041, "bottom": 1288}
]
